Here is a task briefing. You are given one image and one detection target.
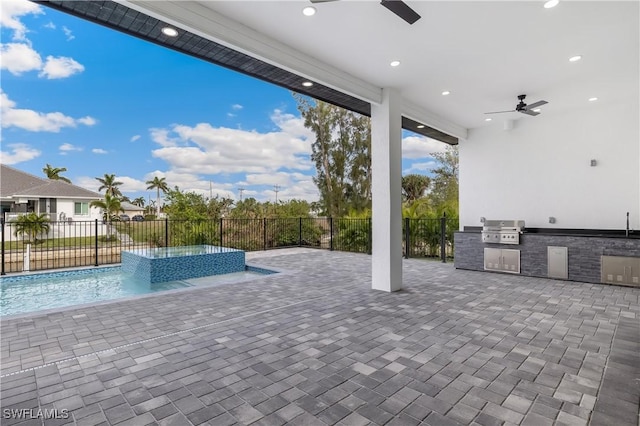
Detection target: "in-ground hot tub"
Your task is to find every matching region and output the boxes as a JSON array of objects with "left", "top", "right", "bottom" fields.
[{"left": 122, "top": 245, "right": 245, "bottom": 283}]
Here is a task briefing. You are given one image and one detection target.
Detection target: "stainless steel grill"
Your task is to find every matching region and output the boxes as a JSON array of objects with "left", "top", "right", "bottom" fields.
[{"left": 481, "top": 220, "right": 525, "bottom": 245}]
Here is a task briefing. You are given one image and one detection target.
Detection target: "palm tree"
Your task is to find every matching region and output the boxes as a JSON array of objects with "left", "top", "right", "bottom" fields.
[
  {"left": 132, "top": 197, "right": 146, "bottom": 208},
  {"left": 402, "top": 174, "right": 431, "bottom": 203},
  {"left": 42, "top": 164, "right": 71, "bottom": 184},
  {"left": 12, "top": 212, "right": 51, "bottom": 243},
  {"left": 96, "top": 173, "right": 124, "bottom": 197},
  {"left": 90, "top": 194, "right": 124, "bottom": 221},
  {"left": 146, "top": 176, "right": 169, "bottom": 216}
]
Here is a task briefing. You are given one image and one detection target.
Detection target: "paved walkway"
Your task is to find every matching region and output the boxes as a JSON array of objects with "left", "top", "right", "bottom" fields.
[{"left": 1, "top": 250, "right": 638, "bottom": 425}]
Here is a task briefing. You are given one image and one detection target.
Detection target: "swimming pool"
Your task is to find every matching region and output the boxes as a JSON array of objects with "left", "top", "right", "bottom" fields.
[{"left": 0, "top": 266, "right": 276, "bottom": 317}]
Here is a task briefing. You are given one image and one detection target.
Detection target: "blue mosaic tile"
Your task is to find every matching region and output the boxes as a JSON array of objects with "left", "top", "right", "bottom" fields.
[
  {"left": 122, "top": 245, "right": 246, "bottom": 283},
  {"left": 0, "top": 266, "right": 119, "bottom": 283}
]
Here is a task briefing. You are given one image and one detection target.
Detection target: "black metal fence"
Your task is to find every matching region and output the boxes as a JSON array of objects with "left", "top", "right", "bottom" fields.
[{"left": 0, "top": 216, "right": 458, "bottom": 274}]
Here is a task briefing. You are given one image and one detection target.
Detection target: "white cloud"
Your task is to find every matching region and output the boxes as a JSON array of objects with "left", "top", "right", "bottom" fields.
[
  {"left": 92, "top": 148, "right": 108, "bottom": 154},
  {"left": 227, "top": 113, "right": 236, "bottom": 118},
  {"left": 237, "top": 171, "right": 318, "bottom": 202},
  {"left": 150, "top": 110, "right": 314, "bottom": 175},
  {"left": 44, "top": 22, "right": 56, "bottom": 30},
  {"left": 150, "top": 128, "right": 180, "bottom": 147},
  {"left": 75, "top": 175, "right": 149, "bottom": 194},
  {"left": 62, "top": 26, "right": 75, "bottom": 41},
  {"left": 39, "top": 56, "right": 84, "bottom": 79},
  {"left": 0, "top": 43, "right": 42, "bottom": 75},
  {"left": 0, "top": 0, "right": 43, "bottom": 41},
  {"left": 59, "top": 143, "right": 83, "bottom": 153},
  {"left": 77, "top": 116, "right": 97, "bottom": 126},
  {"left": 231, "top": 104, "right": 243, "bottom": 110},
  {"left": 403, "top": 161, "right": 437, "bottom": 175},
  {"left": 1, "top": 90, "right": 97, "bottom": 132},
  {"left": 0, "top": 143, "right": 41, "bottom": 164},
  {"left": 130, "top": 135, "right": 141, "bottom": 142},
  {"left": 402, "top": 135, "right": 448, "bottom": 159},
  {"left": 242, "top": 172, "right": 294, "bottom": 187}
]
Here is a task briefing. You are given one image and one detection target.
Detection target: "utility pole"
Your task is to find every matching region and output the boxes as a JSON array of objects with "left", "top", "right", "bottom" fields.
[
  {"left": 273, "top": 185, "right": 281, "bottom": 204},
  {"left": 237, "top": 187, "right": 245, "bottom": 201},
  {"left": 209, "top": 181, "right": 213, "bottom": 199}
]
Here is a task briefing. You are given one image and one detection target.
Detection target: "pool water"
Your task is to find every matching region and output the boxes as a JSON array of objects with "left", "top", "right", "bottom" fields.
[{"left": 0, "top": 267, "right": 274, "bottom": 316}]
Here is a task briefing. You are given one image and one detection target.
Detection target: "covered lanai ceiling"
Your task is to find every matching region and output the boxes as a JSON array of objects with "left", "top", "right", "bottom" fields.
[{"left": 44, "top": 1, "right": 639, "bottom": 140}]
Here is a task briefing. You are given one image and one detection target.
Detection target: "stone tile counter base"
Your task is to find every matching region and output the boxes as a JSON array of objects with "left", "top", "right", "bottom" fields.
[{"left": 454, "top": 232, "right": 640, "bottom": 286}]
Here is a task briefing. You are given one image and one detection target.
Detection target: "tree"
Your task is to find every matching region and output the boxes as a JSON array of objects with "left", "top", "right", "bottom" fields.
[
  {"left": 132, "top": 197, "right": 146, "bottom": 208},
  {"left": 96, "top": 174, "right": 124, "bottom": 197},
  {"left": 42, "top": 164, "right": 71, "bottom": 184},
  {"left": 294, "top": 94, "right": 371, "bottom": 217},
  {"left": 163, "top": 187, "right": 209, "bottom": 220},
  {"left": 230, "top": 198, "right": 264, "bottom": 219},
  {"left": 12, "top": 213, "right": 51, "bottom": 243},
  {"left": 429, "top": 145, "right": 459, "bottom": 215},
  {"left": 402, "top": 174, "right": 431, "bottom": 203},
  {"left": 90, "top": 194, "right": 124, "bottom": 222},
  {"left": 146, "top": 176, "right": 169, "bottom": 216}
]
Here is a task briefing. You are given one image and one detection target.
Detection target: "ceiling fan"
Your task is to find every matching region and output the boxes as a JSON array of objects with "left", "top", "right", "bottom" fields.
[
  {"left": 310, "top": 0, "right": 421, "bottom": 25},
  {"left": 485, "top": 95, "right": 549, "bottom": 117}
]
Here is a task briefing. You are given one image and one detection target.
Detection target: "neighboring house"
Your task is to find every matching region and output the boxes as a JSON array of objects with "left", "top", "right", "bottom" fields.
[
  {"left": 120, "top": 201, "right": 145, "bottom": 217},
  {"left": 0, "top": 164, "right": 102, "bottom": 222}
]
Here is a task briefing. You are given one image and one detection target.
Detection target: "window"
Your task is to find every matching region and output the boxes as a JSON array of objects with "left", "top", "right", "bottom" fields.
[{"left": 74, "top": 202, "right": 89, "bottom": 215}]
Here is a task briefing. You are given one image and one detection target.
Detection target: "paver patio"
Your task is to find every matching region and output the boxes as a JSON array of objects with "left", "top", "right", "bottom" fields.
[{"left": 1, "top": 249, "right": 638, "bottom": 425}]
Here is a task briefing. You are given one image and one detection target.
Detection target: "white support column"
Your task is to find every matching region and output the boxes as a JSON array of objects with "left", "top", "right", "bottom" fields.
[{"left": 371, "top": 88, "right": 403, "bottom": 292}]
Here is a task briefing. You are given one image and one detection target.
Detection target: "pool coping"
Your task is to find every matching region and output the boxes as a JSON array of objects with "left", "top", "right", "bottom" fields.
[{"left": 0, "top": 262, "right": 289, "bottom": 321}]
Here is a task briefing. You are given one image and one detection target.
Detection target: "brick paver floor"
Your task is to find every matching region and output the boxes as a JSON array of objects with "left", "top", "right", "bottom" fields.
[{"left": 1, "top": 249, "right": 638, "bottom": 425}]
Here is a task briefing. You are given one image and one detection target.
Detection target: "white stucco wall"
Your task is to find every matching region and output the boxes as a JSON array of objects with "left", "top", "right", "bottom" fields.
[
  {"left": 56, "top": 199, "right": 102, "bottom": 221},
  {"left": 459, "top": 100, "right": 640, "bottom": 230}
]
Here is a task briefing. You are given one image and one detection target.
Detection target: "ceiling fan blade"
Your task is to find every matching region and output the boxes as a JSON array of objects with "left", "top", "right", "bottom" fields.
[
  {"left": 484, "top": 110, "right": 516, "bottom": 115},
  {"left": 526, "top": 100, "right": 548, "bottom": 109},
  {"left": 310, "top": 0, "right": 337, "bottom": 3},
  {"left": 380, "top": 0, "right": 421, "bottom": 24},
  {"left": 520, "top": 109, "right": 540, "bottom": 116}
]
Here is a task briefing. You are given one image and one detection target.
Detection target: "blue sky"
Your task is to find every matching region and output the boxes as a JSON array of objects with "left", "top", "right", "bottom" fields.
[{"left": 1, "top": 0, "right": 445, "bottom": 204}]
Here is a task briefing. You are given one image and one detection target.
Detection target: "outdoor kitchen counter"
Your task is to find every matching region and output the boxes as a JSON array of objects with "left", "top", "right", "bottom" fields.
[{"left": 454, "top": 231, "right": 640, "bottom": 285}]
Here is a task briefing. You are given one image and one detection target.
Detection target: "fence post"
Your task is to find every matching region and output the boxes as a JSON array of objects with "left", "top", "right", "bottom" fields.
[
  {"left": 367, "top": 218, "right": 372, "bottom": 255},
  {"left": 219, "top": 218, "right": 223, "bottom": 246},
  {"left": 1, "top": 218, "right": 5, "bottom": 275},
  {"left": 404, "top": 217, "right": 410, "bottom": 259},
  {"left": 329, "top": 217, "right": 334, "bottom": 251},
  {"left": 94, "top": 219, "right": 99, "bottom": 266},
  {"left": 298, "top": 217, "right": 302, "bottom": 247},
  {"left": 263, "top": 218, "right": 267, "bottom": 251},
  {"left": 440, "top": 213, "right": 447, "bottom": 263},
  {"left": 165, "top": 218, "right": 169, "bottom": 247}
]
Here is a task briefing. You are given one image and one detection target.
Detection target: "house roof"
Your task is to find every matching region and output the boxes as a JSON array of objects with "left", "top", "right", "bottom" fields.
[
  {"left": 0, "top": 164, "right": 102, "bottom": 200},
  {"left": 121, "top": 201, "right": 145, "bottom": 211}
]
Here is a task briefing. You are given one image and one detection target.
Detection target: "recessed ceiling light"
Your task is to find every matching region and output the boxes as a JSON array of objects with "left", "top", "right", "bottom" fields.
[
  {"left": 442, "top": 91, "right": 450, "bottom": 96},
  {"left": 302, "top": 6, "right": 316, "bottom": 16},
  {"left": 533, "top": 108, "right": 541, "bottom": 112},
  {"left": 390, "top": 60, "right": 401, "bottom": 67},
  {"left": 485, "top": 118, "right": 492, "bottom": 122},
  {"left": 417, "top": 125, "right": 425, "bottom": 129},
  {"left": 161, "top": 27, "right": 178, "bottom": 37},
  {"left": 544, "top": 0, "right": 559, "bottom": 9},
  {"left": 589, "top": 97, "right": 598, "bottom": 102},
  {"left": 569, "top": 55, "right": 582, "bottom": 62},
  {"left": 302, "top": 81, "right": 313, "bottom": 87}
]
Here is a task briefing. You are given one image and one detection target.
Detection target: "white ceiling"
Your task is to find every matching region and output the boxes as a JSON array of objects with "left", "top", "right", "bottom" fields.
[{"left": 129, "top": 1, "right": 639, "bottom": 134}]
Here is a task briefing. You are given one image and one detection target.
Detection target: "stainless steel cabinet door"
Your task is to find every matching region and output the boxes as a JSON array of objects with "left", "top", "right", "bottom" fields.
[{"left": 484, "top": 248, "right": 502, "bottom": 271}]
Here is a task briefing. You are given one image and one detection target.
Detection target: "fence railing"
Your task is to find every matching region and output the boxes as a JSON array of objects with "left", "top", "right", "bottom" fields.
[{"left": 0, "top": 216, "right": 458, "bottom": 274}]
